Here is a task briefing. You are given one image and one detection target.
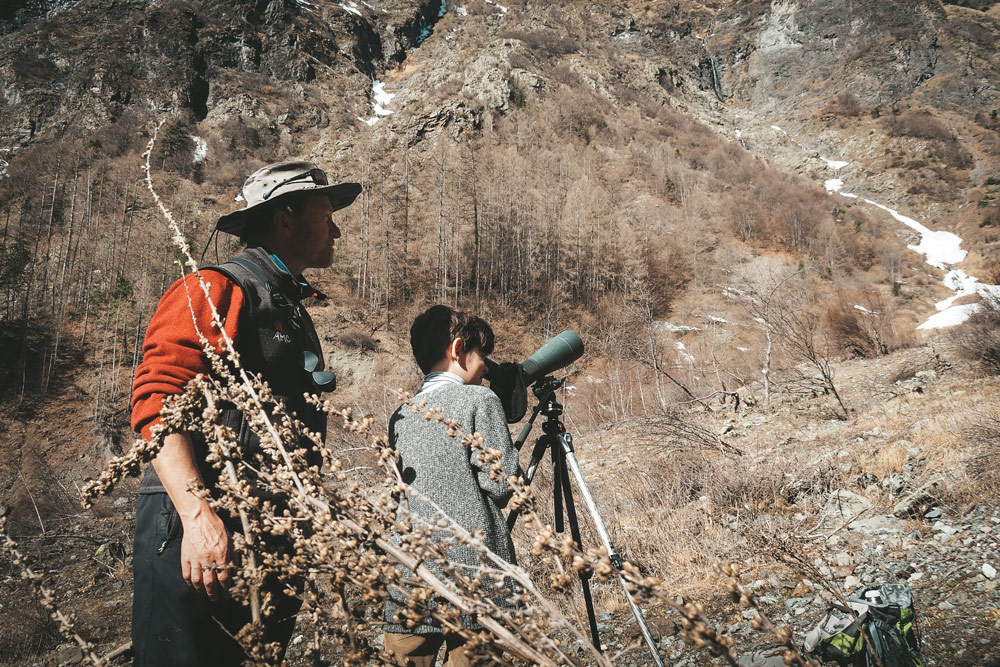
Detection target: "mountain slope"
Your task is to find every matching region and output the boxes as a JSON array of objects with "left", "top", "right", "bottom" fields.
[{"left": 1, "top": 1, "right": 999, "bottom": 665}]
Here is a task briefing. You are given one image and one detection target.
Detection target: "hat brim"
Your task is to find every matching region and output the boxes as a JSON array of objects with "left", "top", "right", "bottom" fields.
[{"left": 216, "top": 182, "right": 363, "bottom": 236}]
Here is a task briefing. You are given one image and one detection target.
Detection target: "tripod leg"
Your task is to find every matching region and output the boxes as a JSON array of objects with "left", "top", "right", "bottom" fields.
[
  {"left": 552, "top": 440, "right": 564, "bottom": 534},
  {"left": 521, "top": 435, "right": 550, "bottom": 486},
  {"left": 555, "top": 439, "right": 601, "bottom": 652},
  {"left": 559, "top": 436, "right": 666, "bottom": 667},
  {"left": 506, "top": 435, "right": 551, "bottom": 532}
]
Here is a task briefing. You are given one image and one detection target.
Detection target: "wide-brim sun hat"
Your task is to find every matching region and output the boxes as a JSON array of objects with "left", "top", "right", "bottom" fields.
[{"left": 216, "top": 160, "right": 362, "bottom": 236}]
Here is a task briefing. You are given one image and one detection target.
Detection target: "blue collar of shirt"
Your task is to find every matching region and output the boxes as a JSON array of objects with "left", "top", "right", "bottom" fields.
[{"left": 269, "top": 253, "right": 309, "bottom": 288}]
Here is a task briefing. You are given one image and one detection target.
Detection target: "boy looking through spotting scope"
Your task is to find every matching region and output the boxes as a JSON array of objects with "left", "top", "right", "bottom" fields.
[{"left": 383, "top": 305, "right": 524, "bottom": 667}]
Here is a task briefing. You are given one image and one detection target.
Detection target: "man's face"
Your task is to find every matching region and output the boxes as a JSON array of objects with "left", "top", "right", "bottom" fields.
[{"left": 287, "top": 194, "right": 341, "bottom": 270}]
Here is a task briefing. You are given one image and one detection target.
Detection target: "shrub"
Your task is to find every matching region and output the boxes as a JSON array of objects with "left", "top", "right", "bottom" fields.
[
  {"left": 339, "top": 329, "right": 378, "bottom": 352},
  {"left": 959, "top": 294, "right": 1000, "bottom": 373},
  {"left": 509, "top": 84, "right": 527, "bottom": 108},
  {"left": 830, "top": 91, "right": 863, "bottom": 118},
  {"left": 159, "top": 119, "right": 192, "bottom": 161},
  {"left": 824, "top": 291, "right": 907, "bottom": 358},
  {"left": 86, "top": 109, "right": 146, "bottom": 158},
  {"left": 0, "top": 598, "right": 60, "bottom": 664},
  {"left": 956, "top": 292, "right": 1000, "bottom": 373},
  {"left": 498, "top": 30, "right": 579, "bottom": 57},
  {"left": 885, "top": 110, "right": 953, "bottom": 142},
  {"left": 0, "top": 240, "right": 31, "bottom": 293},
  {"left": 928, "top": 139, "right": 973, "bottom": 170},
  {"left": 12, "top": 49, "right": 59, "bottom": 85},
  {"left": 982, "top": 202, "right": 1000, "bottom": 228},
  {"left": 965, "top": 405, "right": 1000, "bottom": 491},
  {"left": 981, "top": 259, "right": 1000, "bottom": 286}
]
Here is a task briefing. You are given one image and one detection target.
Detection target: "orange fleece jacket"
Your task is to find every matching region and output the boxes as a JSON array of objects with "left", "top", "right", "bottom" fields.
[{"left": 131, "top": 271, "right": 243, "bottom": 440}]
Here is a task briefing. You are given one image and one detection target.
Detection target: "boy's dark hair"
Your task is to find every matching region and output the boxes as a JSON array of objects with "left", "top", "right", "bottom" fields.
[{"left": 410, "top": 305, "right": 495, "bottom": 374}]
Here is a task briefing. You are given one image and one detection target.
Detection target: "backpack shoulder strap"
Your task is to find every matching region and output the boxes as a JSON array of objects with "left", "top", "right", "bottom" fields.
[
  {"left": 204, "top": 256, "right": 273, "bottom": 320},
  {"left": 224, "top": 255, "right": 274, "bottom": 290}
]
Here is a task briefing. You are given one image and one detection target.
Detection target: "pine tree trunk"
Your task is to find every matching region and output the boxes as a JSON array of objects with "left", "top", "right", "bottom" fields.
[
  {"left": 118, "top": 174, "right": 137, "bottom": 281},
  {"left": 25, "top": 193, "right": 46, "bottom": 319},
  {"left": 401, "top": 146, "right": 410, "bottom": 303},
  {"left": 467, "top": 145, "right": 480, "bottom": 309},
  {"left": 41, "top": 169, "right": 60, "bottom": 317},
  {"left": 436, "top": 146, "right": 446, "bottom": 302}
]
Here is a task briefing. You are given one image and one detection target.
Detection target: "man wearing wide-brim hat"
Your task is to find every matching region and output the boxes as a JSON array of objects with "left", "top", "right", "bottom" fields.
[{"left": 129, "top": 161, "right": 360, "bottom": 665}]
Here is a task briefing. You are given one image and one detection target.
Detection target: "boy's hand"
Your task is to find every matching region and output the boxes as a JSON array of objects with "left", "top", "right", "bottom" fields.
[{"left": 486, "top": 361, "right": 528, "bottom": 423}]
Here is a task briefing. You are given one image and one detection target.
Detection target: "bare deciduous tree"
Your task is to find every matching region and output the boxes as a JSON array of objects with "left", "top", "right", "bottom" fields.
[{"left": 743, "top": 269, "right": 849, "bottom": 420}]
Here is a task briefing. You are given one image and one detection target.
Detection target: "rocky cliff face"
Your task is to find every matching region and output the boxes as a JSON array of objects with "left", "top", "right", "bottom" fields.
[
  {"left": 702, "top": 0, "right": 998, "bottom": 117},
  {"left": 0, "top": 0, "right": 444, "bottom": 148},
  {"left": 680, "top": 0, "right": 1000, "bottom": 262},
  {"left": 4, "top": 1, "right": 997, "bottom": 168},
  {"left": 2, "top": 0, "right": 997, "bottom": 282}
]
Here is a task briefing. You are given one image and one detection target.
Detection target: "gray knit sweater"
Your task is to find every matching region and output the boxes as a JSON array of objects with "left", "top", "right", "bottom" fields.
[{"left": 383, "top": 383, "right": 523, "bottom": 635}]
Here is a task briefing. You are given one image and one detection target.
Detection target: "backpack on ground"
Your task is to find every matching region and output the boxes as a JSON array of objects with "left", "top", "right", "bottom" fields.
[{"left": 803, "top": 583, "right": 923, "bottom": 667}]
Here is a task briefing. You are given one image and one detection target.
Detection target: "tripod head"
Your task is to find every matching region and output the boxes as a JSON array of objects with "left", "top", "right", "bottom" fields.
[
  {"left": 534, "top": 376, "right": 565, "bottom": 418},
  {"left": 510, "top": 376, "right": 567, "bottom": 452},
  {"left": 533, "top": 375, "right": 565, "bottom": 398}
]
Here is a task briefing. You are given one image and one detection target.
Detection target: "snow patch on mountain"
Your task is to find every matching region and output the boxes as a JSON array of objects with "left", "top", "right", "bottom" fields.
[
  {"left": 815, "top": 148, "right": 998, "bottom": 330},
  {"left": 357, "top": 80, "right": 395, "bottom": 126},
  {"left": 192, "top": 136, "right": 207, "bottom": 163}
]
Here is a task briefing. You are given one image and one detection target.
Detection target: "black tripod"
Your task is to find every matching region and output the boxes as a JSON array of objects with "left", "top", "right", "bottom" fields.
[{"left": 506, "top": 377, "right": 665, "bottom": 666}]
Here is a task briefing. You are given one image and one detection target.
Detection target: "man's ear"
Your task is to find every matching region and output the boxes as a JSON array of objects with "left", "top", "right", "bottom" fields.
[
  {"left": 448, "top": 337, "right": 464, "bottom": 361},
  {"left": 272, "top": 206, "right": 294, "bottom": 236}
]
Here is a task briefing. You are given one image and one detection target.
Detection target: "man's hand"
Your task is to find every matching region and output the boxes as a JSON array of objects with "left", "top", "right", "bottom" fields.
[
  {"left": 151, "top": 433, "right": 233, "bottom": 602},
  {"left": 180, "top": 506, "right": 232, "bottom": 601}
]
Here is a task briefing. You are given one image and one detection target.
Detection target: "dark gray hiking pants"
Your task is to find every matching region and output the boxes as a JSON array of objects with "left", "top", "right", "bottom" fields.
[{"left": 131, "top": 493, "right": 300, "bottom": 666}]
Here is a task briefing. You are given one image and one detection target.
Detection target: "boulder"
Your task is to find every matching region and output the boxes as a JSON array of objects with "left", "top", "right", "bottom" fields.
[
  {"left": 738, "top": 644, "right": 789, "bottom": 666},
  {"left": 819, "top": 489, "right": 874, "bottom": 530},
  {"left": 850, "top": 514, "right": 906, "bottom": 535},
  {"left": 893, "top": 472, "right": 946, "bottom": 517}
]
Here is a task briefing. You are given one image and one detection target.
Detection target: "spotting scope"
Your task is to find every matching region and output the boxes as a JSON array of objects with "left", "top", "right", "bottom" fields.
[
  {"left": 484, "top": 330, "right": 583, "bottom": 423},
  {"left": 518, "top": 330, "right": 584, "bottom": 385}
]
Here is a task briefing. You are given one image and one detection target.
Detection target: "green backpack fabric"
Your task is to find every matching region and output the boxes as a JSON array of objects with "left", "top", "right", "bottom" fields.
[{"left": 804, "top": 583, "right": 923, "bottom": 667}]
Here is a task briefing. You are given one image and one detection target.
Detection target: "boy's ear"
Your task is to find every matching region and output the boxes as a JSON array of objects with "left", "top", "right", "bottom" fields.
[{"left": 449, "top": 337, "right": 464, "bottom": 360}]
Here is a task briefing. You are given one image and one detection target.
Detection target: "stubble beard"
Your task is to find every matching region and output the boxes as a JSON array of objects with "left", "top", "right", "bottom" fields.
[{"left": 317, "top": 243, "right": 335, "bottom": 269}]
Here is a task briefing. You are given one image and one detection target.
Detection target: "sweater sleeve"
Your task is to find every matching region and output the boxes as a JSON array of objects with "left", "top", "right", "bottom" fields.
[
  {"left": 130, "top": 270, "right": 243, "bottom": 440},
  {"left": 470, "top": 389, "right": 523, "bottom": 507}
]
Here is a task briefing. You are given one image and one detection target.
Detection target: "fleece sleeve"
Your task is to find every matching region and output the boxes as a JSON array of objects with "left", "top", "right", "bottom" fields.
[
  {"left": 130, "top": 270, "right": 243, "bottom": 441},
  {"left": 470, "top": 390, "right": 523, "bottom": 507}
]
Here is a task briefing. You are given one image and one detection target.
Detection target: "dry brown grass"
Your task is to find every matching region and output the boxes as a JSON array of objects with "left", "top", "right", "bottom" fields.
[
  {"left": 965, "top": 404, "right": 1000, "bottom": 493},
  {"left": 0, "top": 598, "right": 60, "bottom": 664},
  {"left": 856, "top": 441, "right": 909, "bottom": 480}
]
